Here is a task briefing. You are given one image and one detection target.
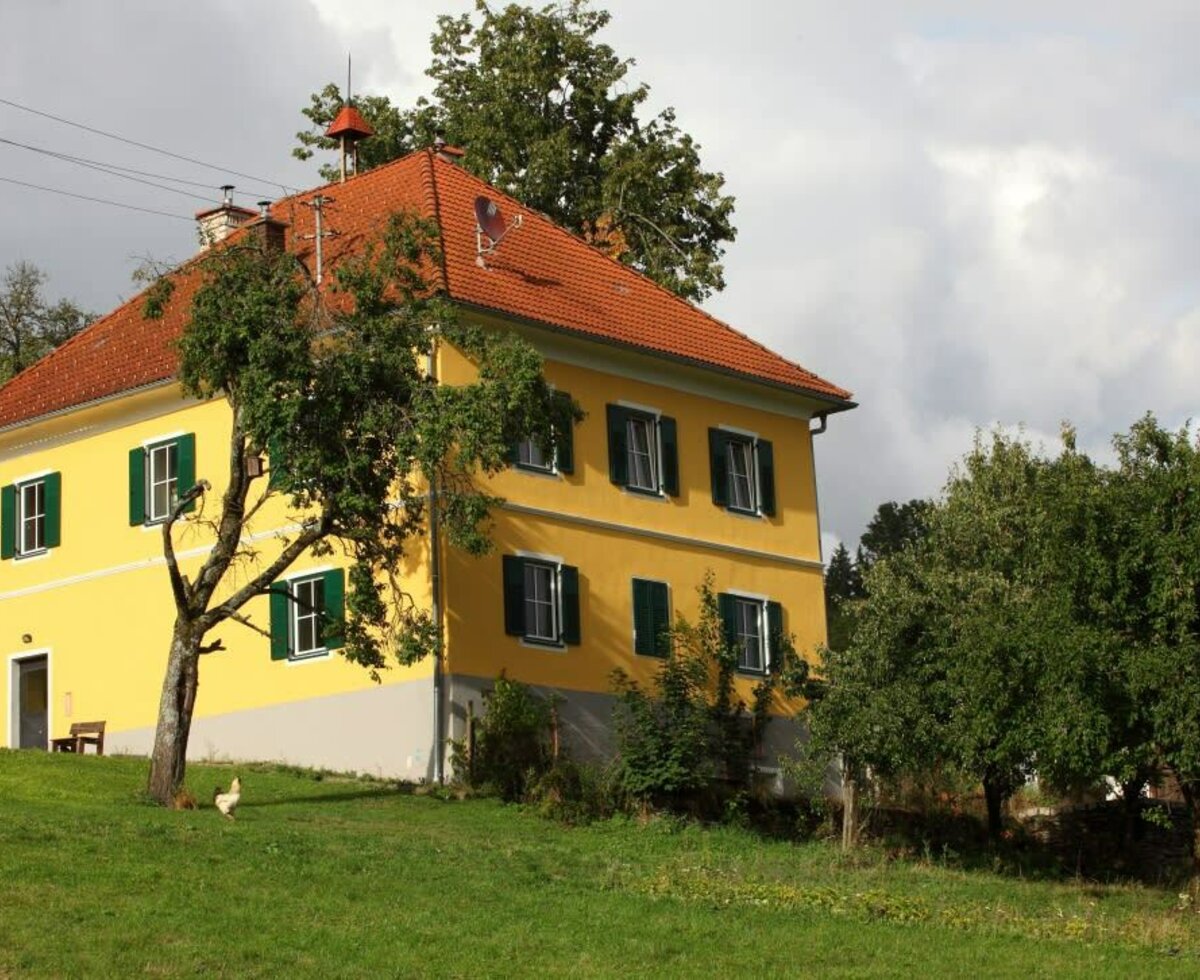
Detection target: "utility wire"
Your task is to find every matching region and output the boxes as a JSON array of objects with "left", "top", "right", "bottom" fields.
[
  {"left": 0, "top": 136, "right": 215, "bottom": 203},
  {"left": 0, "top": 135, "right": 277, "bottom": 201},
  {"left": 0, "top": 176, "right": 192, "bottom": 221},
  {"left": 0, "top": 96, "right": 298, "bottom": 195}
]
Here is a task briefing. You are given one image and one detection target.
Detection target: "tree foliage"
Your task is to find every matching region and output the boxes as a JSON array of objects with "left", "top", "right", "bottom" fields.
[
  {"left": 0, "top": 261, "right": 93, "bottom": 383},
  {"left": 294, "top": 0, "right": 736, "bottom": 301},
  {"left": 856, "top": 498, "right": 933, "bottom": 572},
  {"left": 610, "top": 574, "right": 804, "bottom": 812},
  {"left": 144, "top": 213, "right": 574, "bottom": 803}
]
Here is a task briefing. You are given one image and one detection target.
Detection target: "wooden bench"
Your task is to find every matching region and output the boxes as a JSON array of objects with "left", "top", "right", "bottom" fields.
[{"left": 50, "top": 721, "right": 105, "bottom": 755}]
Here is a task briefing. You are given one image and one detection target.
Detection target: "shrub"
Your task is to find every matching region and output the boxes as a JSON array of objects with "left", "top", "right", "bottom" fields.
[
  {"left": 611, "top": 573, "right": 801, "bottom": 815},
  {"left": 452, "top": 673, "right": 556, "bottom": 802}
]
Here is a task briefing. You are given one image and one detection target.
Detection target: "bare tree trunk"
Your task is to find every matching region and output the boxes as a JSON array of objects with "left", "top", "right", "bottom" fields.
[
  {"left": 1117, "top": 776, "right": 1145, "bottom": 854},
  {"left": 842, "top": 774, "right": 858, "bottom": 851},
  {"left": 982, "top": 773, "right": 1006, "bottom": 845},
  {"left": 147, "top": 623, "right": 201, "bottom": 805},
  {"left": 1179, "top": 781, "right": 1200, "bottom": 897}
]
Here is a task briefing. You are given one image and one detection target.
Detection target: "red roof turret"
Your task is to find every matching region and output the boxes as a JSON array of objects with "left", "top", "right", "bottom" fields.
[{"left": 326, "top": 105, "right": 374, "bottom": 141}]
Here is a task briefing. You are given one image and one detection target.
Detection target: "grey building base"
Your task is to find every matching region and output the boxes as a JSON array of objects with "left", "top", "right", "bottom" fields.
[
  {"left": 446, "top": 673, "right": 829, "bottom": 796},
  {"left": 103, "top": 672, "right": 838, "bottom": 798},
  {"left": 109, "top": 678, "right": 438, "bottom": 782}
]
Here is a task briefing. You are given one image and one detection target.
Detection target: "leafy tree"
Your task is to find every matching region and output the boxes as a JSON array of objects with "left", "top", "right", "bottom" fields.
[
  {"left": 856, "top": 498, "right": 933, "bottom": 572},
  {"left": 809, "top": 433, "right": 1059, "bottom": 843},
  {"left": 611, "top": 573, "right": 803, "bottom": 812},
  {"left": 1104, "top": 416, "right": 1200, "bottom": 885},
  {"left": 294, "top": 1, "right": 736, "bottom": 302},
  {"left": 823, "top": 542, "right": 861, "bottom": 652},
  {"left": 143, "top": 213, "right": 574, "bottom": 804},
  {"left": 0, "top": 261, "right": 93, "bottom": 383}
]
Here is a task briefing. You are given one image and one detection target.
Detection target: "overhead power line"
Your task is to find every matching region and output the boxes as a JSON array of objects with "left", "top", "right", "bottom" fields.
[
  {"left": 0, "top": 175, "right": 193, "bottom": 222},
  {"left": 0, "top": 135, "right": 279, "bottom": 202},
  {"left": 0, "top": 96, "right": 298, "bottom": 195},
  {"left": 0, "top": 136, "right": 214, "bottom": 203}
]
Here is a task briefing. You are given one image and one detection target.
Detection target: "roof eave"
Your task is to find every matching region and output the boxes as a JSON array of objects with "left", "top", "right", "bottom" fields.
[{"left": 450, "top": 299, "right": 856, "bottom": 414}]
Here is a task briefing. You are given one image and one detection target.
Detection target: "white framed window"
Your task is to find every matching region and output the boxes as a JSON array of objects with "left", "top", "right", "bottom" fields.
[
  {"left": 146, "top": 440, "right": 179, "bottom": 523},
  {"left": 269, "top": 568, "right": 345, "bottom": 662},
  {"left": 517, "top": 438, "right": 553, "bottom": 473},
  {"left": 129, "top": 434, "right": 194, "bottom": 528},
  {"left": 726, "top": 439, "right": 757, "bottom": 512},
  {"left": 17, "top": 479, "right": 46, "bottom": 557},
  {"left": 718, "top": 592, "right": 783, "bottom": 675},
  {"left": 3, "top": 472, "right": 61, "bottom": 561},
  {"left": 626, "top": 416, "right": 659, "bottom": 492},
  {"left": 606, "top": 404, "right": 678, "bottom": 496},
  {"left": 734, "top": 597, "right": 764, "bottom": 673},
  {"left": 523, "top": 561, "right": 559, "bottom": 642},
  {"left": 502, "top": 554, "right": 581, "bottom": 647},
  {"left": 709, "top": 428, "right": 775, "bottom": 517},
  {"left": 290, "top": 574, "right": 328, "bottom": 659}
]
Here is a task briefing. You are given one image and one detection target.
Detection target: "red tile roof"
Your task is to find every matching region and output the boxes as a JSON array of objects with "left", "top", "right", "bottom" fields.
[{"left": 0, "top": 150, "right": 851, "bottom": 430}]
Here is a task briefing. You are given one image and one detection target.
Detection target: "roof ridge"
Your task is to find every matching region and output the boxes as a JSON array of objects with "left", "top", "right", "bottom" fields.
[{"left": 426, "top": 155, "right": 846, "bottom": 396}]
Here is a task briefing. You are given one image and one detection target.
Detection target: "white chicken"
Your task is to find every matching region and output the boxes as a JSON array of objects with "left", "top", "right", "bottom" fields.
[{"left": 214, "top": 776, "right": 241, "bottom": 820}]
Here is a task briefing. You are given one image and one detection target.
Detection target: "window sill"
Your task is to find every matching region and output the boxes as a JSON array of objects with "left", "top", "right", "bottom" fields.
[
  {"left": 514, "top": 463, "right": 559, "bottom": 479},
  {"left": 286, "top": 649, "right": 332, "bottom": 666},
  {"left": 622, "top": 485, "right": 667, "bottom": 501},
  {"left": 519, "top": 636, "right": 567, "bottom": 652},
  {"left": 13, "top": 548, "right": 50, "bottom": 564},
  {"left": 723, "top": 505, "right": 764, "bottom": 520}
]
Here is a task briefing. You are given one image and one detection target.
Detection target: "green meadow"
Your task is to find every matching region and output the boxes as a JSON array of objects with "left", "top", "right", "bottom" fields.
[{"left": 1, "top": 750, "right": 1196, "bottom": 978}]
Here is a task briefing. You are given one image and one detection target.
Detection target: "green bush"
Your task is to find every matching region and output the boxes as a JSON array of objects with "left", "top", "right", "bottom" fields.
[
  {"left": 452, "top": 673, "right": 555, "bottom": 802},
  {"left": 611, "top": 573, "right": 799, "bottom": 815}
]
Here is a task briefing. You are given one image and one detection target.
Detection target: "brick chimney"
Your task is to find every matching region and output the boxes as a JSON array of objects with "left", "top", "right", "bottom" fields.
[{"left": 195, "top": 186, "right": 257, "bottom": 249}]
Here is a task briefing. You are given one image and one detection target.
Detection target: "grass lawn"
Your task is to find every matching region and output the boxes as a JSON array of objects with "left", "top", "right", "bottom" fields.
[{"left": 1, "top": 751, "right": 1198, "bottom": 977}]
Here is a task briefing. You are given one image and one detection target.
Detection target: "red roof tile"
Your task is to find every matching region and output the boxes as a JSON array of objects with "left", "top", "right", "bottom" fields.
[{"left": 0, "top": 150, "right": 851, "bottom": 430}]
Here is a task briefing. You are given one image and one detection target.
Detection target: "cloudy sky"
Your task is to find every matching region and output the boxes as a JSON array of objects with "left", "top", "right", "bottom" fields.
[{"left": 2, "top": 1, "right": 1197, "bottom": 555}]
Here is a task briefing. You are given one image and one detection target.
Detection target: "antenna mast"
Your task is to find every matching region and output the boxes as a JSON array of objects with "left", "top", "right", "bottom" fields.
[{"left": 299, "top": 195, "right": 338, "bottom": 284}]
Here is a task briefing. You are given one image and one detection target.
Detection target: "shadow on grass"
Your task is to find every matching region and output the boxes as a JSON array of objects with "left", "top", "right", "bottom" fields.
[{"left": 239, "top": 785, "right": 418, "bottom": 808}]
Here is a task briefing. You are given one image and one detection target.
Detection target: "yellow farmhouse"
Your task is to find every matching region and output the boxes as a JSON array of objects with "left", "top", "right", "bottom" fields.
[{"left": 0, "top": 142, "right": 854, "bottom": 780}]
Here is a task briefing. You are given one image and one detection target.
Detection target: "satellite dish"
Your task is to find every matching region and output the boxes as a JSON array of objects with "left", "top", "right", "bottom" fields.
[{"left": 474, "top": 195, "right": 523, "bottom": 267}]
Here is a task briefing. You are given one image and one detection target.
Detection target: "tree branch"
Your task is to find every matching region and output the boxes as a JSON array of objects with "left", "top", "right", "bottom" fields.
[
  {"left": 162, "top": 480, "right": 209, "bottom": 617},
  {"left": 197, "top": 510, "right": 332, "bottom": 633}
]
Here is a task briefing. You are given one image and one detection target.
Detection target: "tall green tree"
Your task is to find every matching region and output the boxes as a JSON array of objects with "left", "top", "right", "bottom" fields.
[
  {"left": 809, "top": 433, "right": 1061, "bottom": 843},
  {"left": 823, "top": 542, "right": 861, "bottom": 653},
  {"left": 294, "top": 1, "right": 736, "bottom": 302},
  {"left": 1105, "top": 416, "right": 1200, "bottom": 884},
  {"left": 0, "top": 261, "right": 93, "bottom": 383},
  {"left": 143, "top": 213, "right": 573, "bottom": 804},
  {"left": 856, "top": 498, "right": 933, "bottom": 572}
]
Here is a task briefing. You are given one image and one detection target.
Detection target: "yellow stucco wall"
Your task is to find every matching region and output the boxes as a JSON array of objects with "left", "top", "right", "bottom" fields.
[
  {"left": 0, "top": 388, "right": 431, "bottom": 747},
  {"left": 437, "top": 333, "right": 828, "bottom": 711},
  {"left": 1, "top": 315, "right": 831, "bottom": 750}
]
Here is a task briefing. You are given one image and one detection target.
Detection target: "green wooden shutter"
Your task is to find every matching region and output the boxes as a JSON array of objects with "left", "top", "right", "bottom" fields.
[
  {"left": 560, "top": 564, "right": 581, "bottom": 645},
  {"left": 128, "top": 447, "right": 146, "bottom": 526},
  {"left": 502, "top": 555, "right": 526, "bottom": 635},
  {"left": 717, "top": 592, "right": 738, "bottom": 652},
  {"left": 269, "top": 584, "right": 291, "bottom": 660},
  {"left": 632, "top": 579, "right": 655, "bottom": 656},
  {"left": 659, "top": 416, "right": 679, "bottom": 496},
  {"left": 708, "top": 429, "right": 729, "bottom": 507},
  {"left": 176, "top": 434, "right": 197, "bottom": 514},
  {"left": 0, "top": 484, "right": 14, "bottom": 560},
  {"left": 43, "top": 472, "right": 62, "bottom": 549},
  {"left": 606, "top": 404, "right": 629, "bottom": 486},
  {"left": 766, "top": 601, "right": 784, "bottom": 672},
  {"left": 756, "top": 439, "right": 776, "bottom": 516},
  {"left": 323, "top": 568, "right": 346, "bottom": 650},
  {"left": 553, "top": 391, "right": 574, "bottom": 475},
  {"left": 650, "top": 580, "right": 670, "bottom": 656}
]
